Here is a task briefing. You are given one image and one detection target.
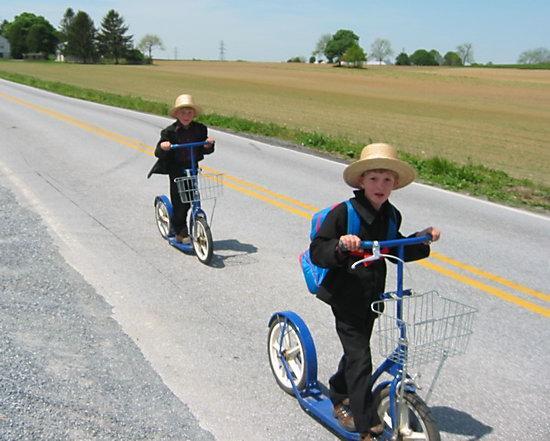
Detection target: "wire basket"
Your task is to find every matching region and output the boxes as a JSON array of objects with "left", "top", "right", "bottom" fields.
[
  {"left": 174, "top": 171, "right": 223, "bottom": 203},
  {"left": 372, "top": 291, "right": 477, "bottom": 368}
]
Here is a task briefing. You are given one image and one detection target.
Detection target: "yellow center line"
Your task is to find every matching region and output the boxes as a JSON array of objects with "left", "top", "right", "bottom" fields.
[
  {"left": 430, "top": 251, "right": 550, "bottom": 303},
  {"left": 419, "top": 260, "right": 550, "bottom": 318},
  {"left": 3, "top": 89, "right": 547, "bottom": 317}
]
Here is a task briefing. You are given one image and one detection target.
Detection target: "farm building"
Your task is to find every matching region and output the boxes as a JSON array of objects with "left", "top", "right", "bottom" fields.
[{"left": 0, "top": 35, "right": 11, "bottom": 59}]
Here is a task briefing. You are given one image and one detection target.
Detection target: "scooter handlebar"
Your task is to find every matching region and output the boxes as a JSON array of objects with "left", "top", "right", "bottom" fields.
[
  {"left": 170, "top": 141, "right": 209, "bottom": 149},
  {"left": 359, "top": 234, "right": 432, "bottom": 250}
]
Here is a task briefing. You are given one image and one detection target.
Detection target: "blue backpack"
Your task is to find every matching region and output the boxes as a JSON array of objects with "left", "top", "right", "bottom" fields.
[{"left": 300, "top": 200, "right": 396, "bottom": 294}]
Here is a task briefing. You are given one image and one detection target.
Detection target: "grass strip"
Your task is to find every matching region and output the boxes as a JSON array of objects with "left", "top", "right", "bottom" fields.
[{"left": 1, "top": 69, "right": 548, "bottom": 212}]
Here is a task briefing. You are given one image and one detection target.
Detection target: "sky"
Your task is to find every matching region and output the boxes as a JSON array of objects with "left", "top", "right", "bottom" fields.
[{"left": 1, "top": 0, "right": 549, "bottom": 64}]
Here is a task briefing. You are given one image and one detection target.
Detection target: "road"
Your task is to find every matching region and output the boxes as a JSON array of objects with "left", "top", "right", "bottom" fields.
[{"left": 1, "top": 79, "right": 549, "bottom": 440}]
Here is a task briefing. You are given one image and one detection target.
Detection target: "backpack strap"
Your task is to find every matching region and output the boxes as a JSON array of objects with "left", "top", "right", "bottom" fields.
[
  {"left": 345, "top": 200, "right": 361, "bottom": 235},
  {"left": 386, "top": 204, "right": 397, "bottom": 240}
]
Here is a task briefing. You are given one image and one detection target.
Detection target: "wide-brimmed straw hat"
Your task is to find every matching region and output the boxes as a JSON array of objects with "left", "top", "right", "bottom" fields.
[
  {"left": 169, "top": 94, "right": 202, "bottom": 117},
  {"left": 343, "top": 143, "right": 416, "bottom": 189}
]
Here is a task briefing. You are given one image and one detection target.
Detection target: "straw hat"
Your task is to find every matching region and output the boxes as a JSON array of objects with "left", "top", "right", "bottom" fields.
[
  {"left": 169, "top": 94, "right": 202, "bottom": 117},
  {"left": 343, "top": 143, "right": 416, "bottom": 189}
]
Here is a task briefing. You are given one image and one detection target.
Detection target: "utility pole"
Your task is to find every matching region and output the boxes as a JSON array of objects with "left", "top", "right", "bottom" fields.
[
  {"left": 219, "top": 40, "right": 226, "bottom": 61},
  {"left": 174, "top": 47, "right": 178, "bottom": 60}
]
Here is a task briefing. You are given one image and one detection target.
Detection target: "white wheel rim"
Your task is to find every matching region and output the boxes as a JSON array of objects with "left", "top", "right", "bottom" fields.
[
  {"left": 193, "top": 220, "right": 209, "bottom": 259},
  {"left": 269, "top": 321, "right": 305, "bottom": 389},
  {"left": 155, "top": 203, "right": 170, "bottom": 237},
  {"left": 379, "top": 395, "right": 430, "bottom": 440}
]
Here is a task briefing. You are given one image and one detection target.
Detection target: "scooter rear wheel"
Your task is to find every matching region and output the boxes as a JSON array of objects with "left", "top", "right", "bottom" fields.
[
  {"left": 154, "top": 199, "right": 172, "bottom": 239},
  {"left": 267, "top": 316, "right": 307, "bottom": 395}
]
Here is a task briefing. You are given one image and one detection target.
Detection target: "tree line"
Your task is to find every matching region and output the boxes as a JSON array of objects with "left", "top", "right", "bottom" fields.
[
  {"left": 0, "top": 9, "right": 164, "bottom": 64},
  {"left": 304, "top": 30, "right": 474, "bottom": 67},
  {"left": 303, "top": 29, "right": 549, "bottom": 67}
]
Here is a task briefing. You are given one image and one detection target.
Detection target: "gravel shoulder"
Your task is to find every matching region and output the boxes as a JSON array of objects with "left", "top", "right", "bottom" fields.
[{"left": 0, "top": 183, "right": 215, "bottom": 441}]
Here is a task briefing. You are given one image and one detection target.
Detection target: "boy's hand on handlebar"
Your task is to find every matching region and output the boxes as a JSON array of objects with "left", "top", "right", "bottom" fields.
[
  {"left": 205, "top": 137, "right": 216, "bottom": 149},
  {"left": 338, "top": 234, "right": 361, "bottom": 252},
  {"left": 416, "top": 227, "right": 441, "bottom": 243},
  {"left": 160, "top": 141, "right": 171, "bottom": 151}
]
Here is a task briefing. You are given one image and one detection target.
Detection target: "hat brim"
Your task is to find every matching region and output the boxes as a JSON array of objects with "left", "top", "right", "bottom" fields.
[
  {"left": 169, "top": 104, "right": 202, "bottom": 117},
  {"left": 343, "top": 157, "right": 416, "bottom": 189}
]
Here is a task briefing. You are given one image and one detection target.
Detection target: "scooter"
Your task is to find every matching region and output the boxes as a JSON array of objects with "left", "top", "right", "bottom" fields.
[{"left": 154, "top": 141, "right": 223, "bottom": 265}]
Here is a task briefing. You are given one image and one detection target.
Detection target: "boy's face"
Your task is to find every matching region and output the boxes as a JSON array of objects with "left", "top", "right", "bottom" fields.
[
  {"left": 359, "top": 169, "right": 397, "bottom": 210},
  {"left": 175, "top": 107, "right": 195, "bottom": 126}
]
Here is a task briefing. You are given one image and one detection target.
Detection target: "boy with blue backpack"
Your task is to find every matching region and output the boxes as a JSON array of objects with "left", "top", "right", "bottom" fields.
[{"left": 308, "top": 143, "right": 440, "bottom": 440}]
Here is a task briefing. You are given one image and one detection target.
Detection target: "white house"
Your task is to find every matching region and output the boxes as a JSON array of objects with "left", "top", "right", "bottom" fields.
[{"left": 0, "top": 35, "right": 10, "bottom": 59}]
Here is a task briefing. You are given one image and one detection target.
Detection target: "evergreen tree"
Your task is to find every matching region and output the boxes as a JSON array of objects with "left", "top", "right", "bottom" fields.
[
  {"left": 97, "top": 10, "right": 133, "bottom": 64},
  {"left": 59, "top": 8, "right": 75, "bottom": 43},
  {"left": 65, "top": 11, "right": 97, "bottom": 63}
]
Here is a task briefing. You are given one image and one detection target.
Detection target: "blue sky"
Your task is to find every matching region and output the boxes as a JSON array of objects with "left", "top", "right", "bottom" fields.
[{"left": 2, "top": 0, "right": 549, "bottom": 63}]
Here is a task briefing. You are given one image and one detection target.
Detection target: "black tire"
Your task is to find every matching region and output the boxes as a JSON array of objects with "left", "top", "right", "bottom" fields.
[
  {"left": 192, "top": 217, "right": 213, "bottom": 264},
  {"left": 154, "top": 199, "right": 172, "bottom": 239},
  {"left": 374, "top": 387, "right": 440, "bottom": 441},
  {"left": 267, "top": 317, "right": 307, "bottom": 395}
]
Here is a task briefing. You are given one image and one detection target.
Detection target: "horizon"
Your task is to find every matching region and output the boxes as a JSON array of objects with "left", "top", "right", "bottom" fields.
[{"left": 1, "top": 0, "right": 549, "bottom": 64}]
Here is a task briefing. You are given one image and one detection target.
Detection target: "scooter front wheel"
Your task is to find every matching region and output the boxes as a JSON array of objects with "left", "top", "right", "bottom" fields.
[
  {"left": 192, "top": 216, "right": 213, "bottom": 264},
  {"left": 267, "top": 316, "right": 308, "bottom": 395},
  {"left": 375, "top": 387, "right": 440, "bottom": 441},
  {"left": 154, "top": 198, "right": 172, "bottom": 239}
]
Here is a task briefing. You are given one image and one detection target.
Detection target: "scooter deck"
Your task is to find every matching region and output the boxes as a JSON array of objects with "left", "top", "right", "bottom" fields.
[
  {"left": 167, "top": 236, "right": 194, "bottom": 253},
  {"left": 299, "top": 389, "right": 361, "bottom": 440}
]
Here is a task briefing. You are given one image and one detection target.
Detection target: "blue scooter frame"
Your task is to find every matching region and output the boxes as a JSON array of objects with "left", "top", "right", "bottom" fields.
[
  {"left": 268, "top": 235, "right": 453, "bottom": 441},
  {"left": 154, "top": 141, "right": 220, "bottom": 264}
]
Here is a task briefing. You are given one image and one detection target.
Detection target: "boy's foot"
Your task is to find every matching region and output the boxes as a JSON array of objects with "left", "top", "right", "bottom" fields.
[
  {"left": 175, "top": 233, "right": 191, "bottom": 244},
  {"left": 333, "top": 401, "right": 356, "bottom": 431},
  {"left": 360, "top": 423, "right": 384, "bottom": 440}
]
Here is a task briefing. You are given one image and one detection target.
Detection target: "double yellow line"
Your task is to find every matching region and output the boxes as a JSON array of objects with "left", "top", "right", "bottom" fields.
[{"left": 2, "top": 89, "right": 548, "bottom": 318}]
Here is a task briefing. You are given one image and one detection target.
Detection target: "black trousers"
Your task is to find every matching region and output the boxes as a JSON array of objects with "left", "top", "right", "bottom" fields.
[
  {"left": 329, "top": 307, "right": 380, "bottom": 433},
  {"left": 169, "top": 175, "right": 190, "bottom": 235}
]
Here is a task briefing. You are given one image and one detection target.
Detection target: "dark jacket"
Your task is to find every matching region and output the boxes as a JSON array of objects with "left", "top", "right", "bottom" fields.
[
  {"left": 309, "top": 190, "right": 430, "bottom": 319},
  {"left": 147, "top": 120, "right": 214, "bottom": 178}
]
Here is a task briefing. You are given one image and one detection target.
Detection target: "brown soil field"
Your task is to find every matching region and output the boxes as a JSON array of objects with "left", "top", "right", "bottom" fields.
[{"left": 1, "top": 60, "right": 549, "bottom": 186}]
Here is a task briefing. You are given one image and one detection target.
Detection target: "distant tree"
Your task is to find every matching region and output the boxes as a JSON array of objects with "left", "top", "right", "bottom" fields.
[
  {"left": 456, "top": 42, "right": 474, "bottom": 65},
  {"left": 410, "top": 49, "right": 438, "bottom": 66},
  {"left": 97, "top": 9, "right": 133, "bottom": 64},
  {"left": 443, "top": 51, "right": 463, "bottom": 66},
  {"left": 3, "top": 13, "right": 58, "bottom": 58},
  {"left": 125, "top": 48, "right": 145, "bottom": 64},
  {"left": 58, "top": 8, "right": 75, "bottom": 43},
  {"left": 517, "top": 47, "right": 550, "bottom": 64},
  {"left": 65, "top": 11, "right": 97, "bottom": 63},
  {"left": 325, "top": 29, "right": 359, "bottom": 66},
  {"left": 342, "top": 43, "right": 366, "bottom": 67},
  {"left": 26, "top": 21, "right": 58, "bottom": 57},
  {"left": 370, "top": 38, "right": 393, "bottom": 64},
  {"left": 0, "top": 20, "right": 9, "bottom": 36},
  {"left": 137, "top": 34, "right": 164, "bottom": 60},
  {"left": 429, "top": 49, "right": 443, "bottom": 65},
  {"left": 287, "top": 56, "right": 305, "bottom": 63},
  {"left": 313, "top": 33, "right": 331, "bottom": 62},
  {"left": 309, "top": 55, "right": 316, "bottom": 63},
  {"left": 395, "top": 52, "right": 410, "bottom": 65}
]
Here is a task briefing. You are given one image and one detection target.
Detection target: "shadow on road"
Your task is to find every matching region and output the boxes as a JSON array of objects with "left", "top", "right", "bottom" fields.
[
  {"left": 432, "top": 406, "right": 493, "bottom": 440},
  {"left": 209, "top": 239, "right": 258, "bottom": 268}
]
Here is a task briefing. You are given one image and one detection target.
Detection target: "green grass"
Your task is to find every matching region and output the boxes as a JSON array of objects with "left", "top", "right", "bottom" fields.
[{"left": 1, "top": 69, "right": 548, "bottom": 212}]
